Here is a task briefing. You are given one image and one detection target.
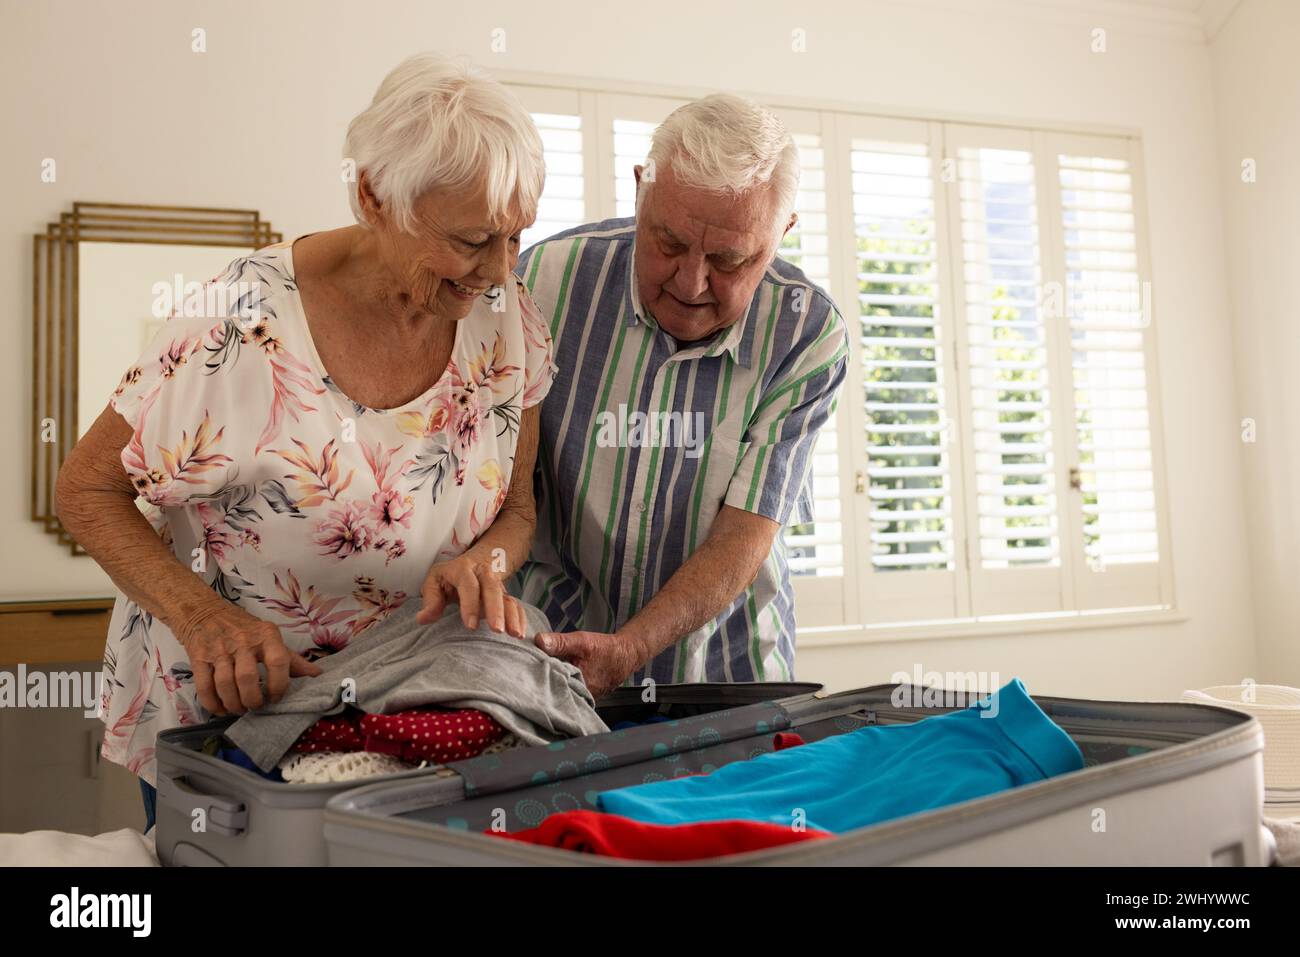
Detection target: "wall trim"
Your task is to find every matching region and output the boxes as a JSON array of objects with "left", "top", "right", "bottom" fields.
[{"left": 798, "top": 606, "right": 1188, "bottom": 648}]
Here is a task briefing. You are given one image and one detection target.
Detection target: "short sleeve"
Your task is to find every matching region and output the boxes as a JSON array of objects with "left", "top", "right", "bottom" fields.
[
  {"left": 724, "top": 301, "right": 850, "bottom": 526},
  {"left": 517, "top": 275, "right": 557, "bottom": 409},
  {"left": 109, "top": 259, "right": 260, "bottom": 507}
]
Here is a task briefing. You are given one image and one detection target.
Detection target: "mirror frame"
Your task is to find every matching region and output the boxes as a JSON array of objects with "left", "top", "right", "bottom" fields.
[{"left": 32, "top": 202, "right": 281, "bottom": 553}]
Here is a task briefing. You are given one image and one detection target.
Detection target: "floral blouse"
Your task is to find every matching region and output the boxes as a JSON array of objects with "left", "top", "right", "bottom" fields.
[{"left": 98, "top": 241, "right": 556, "bottom": 786}]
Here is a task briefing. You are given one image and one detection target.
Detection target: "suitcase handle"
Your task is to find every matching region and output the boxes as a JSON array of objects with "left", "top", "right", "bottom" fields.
[{"left": 158, "top": 774, "right": 249, "bottom": 838}]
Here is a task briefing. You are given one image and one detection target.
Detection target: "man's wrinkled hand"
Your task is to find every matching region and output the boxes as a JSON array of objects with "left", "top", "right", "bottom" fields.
[{"left": 532, "top": 629, "right": 649, "bottom": 698}]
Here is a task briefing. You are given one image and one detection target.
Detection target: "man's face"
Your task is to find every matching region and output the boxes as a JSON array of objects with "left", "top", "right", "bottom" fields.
[{"left": 634, "top": 162, "right": 789, "bottom": 343}]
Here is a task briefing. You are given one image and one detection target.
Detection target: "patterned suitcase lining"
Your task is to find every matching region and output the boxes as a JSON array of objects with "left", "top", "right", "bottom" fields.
[{"left": 407, "top": 702, "right": 1159, "bottom": 832}]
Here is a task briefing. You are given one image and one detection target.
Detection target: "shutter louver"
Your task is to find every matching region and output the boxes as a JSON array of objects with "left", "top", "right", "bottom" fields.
[
  {"left": 523, "top": 113, "right": 585, "bottom": 250},
  {"left": 958, "top": 146, "right": 1060, "bottom": 570},
  {"left": 780, "top": 133, "right": 844, "bottom": 577},
  {"left": 853, "top": 139, "right": 956, "bottom": 573},
  {"left": 1058, "top": 153, "right": 1159, "bottom": 568},
  {"left": 613, "top": 118, "right": 656, "bottom": 218}
]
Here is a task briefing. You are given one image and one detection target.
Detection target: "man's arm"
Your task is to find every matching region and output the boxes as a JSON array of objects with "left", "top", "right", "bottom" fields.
[
  {"left": 620, "top": 504, "right": 778, "bottom": 663},
  {"left": 616, "top": 298, "right": 852, "bottom": 670},
  {"left": 535, "top": 506, "right": 777, "bottom": 695}
]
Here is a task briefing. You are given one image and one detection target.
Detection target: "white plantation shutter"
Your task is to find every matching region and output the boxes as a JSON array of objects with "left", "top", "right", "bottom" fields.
[
  {"left": 857, "top": 142, "right": 955, "bottom": 568},
  {"left": 599, "top": 93, "right": 688, "bottom": 218},
  {"left": 1046, "top": 135, "right": 1169, "bottom": 610},
  {"left": 1060, "top": 154, "right": 1156, "bottom": 565},
  {"left": 507, "top": 85, "right": 594, "bottom": 247},
  {"left": 523, "top": 112, "right": 586, "bottom": 249},
  {"left": 946, "top": 127, "right": 1070, "bottom": 614},
  {"left": 612, "top": 118, "right": 656, "bottom": 218},
  {"left": 506, "top": 78, "right": 1172, "bottom": 629},
  {"left": 957, "top": 144, "right": 1060, "bottom": 567},
  {"left": 780, "top": 131, "right": 845, "bottom": 580},
  {"left": 838, "top": 116, "right": 964, "bottom": 623}
]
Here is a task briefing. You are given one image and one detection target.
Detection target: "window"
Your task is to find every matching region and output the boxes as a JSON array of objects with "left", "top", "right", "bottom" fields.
[
  {"left": 947, "top": 127, "right": 1065, "bottom": 616},
  {"left": 523, "top": 112, "right": 586, "bottom": 249},
  {"left": 1059, "top": 153, "right": 1159, "bottom": 572},
  {"left": 612, "top": 118, "right": 656, "bottom": 218},
  {"left": 505, "top": 86, "right": 592, "bottom": 249},
  {"left": 854, "top": 138, "right": 954, "bottom": 574},
  {"left": 781, "top": 132, "right": 844, "bottom": 581},
  {"left": 506, "top": 79, "right": 1172, "bottom": 631}
]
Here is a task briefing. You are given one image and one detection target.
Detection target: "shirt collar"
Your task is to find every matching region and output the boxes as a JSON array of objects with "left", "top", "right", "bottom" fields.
[{"left": 624, "top": 234, "right": 755, "bottom": 368}]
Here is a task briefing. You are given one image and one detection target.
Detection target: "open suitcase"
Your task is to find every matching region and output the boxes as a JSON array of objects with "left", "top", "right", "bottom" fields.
[
  {"left": 323, "top": 682, "right": 1271, "bottom": 866},
  {"left": 153, "top": 682, "right": 819, "bottom": 866}
]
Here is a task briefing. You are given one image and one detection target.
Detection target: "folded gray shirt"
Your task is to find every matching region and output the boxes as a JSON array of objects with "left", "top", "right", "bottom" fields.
[{"left": 225, "top": 600, "right": 609, "bottom": 771}]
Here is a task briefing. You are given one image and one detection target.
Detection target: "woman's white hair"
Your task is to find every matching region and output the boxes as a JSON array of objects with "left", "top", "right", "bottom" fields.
[
  {"left": 641, "top": 93, "right": 800, "bottom": 237},
  {"left": 344, "top": 53, "right": 545, "bottom": 234}
]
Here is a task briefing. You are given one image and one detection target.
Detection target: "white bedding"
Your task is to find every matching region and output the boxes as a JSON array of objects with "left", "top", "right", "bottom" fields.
[{"left": 0, "top": 827, "right": 158, "bottom": 867}]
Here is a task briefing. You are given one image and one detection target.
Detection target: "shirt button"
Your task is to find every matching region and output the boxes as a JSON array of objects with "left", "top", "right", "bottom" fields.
[{"left": 634, "top": 502, "right": 646, "bottom": 513}]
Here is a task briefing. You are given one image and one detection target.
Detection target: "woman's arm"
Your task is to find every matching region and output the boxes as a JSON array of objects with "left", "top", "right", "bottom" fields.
[
  {"left": 56, "top": 405, "right": 228, "bottom": 636},
  {"left": 416, "top": 404, "right": 540, "bottom": 636},
  {"left": 55, "top": 405, "right": 319, "bottom": 715},
  {"left": 459, "top": 402, "right": 539, "bottom": 579}
]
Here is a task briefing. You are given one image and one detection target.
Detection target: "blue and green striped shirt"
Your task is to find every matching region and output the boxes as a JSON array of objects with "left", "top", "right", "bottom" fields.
[{"left": 514, "top": 218, "right": 848, "bottom": 685}]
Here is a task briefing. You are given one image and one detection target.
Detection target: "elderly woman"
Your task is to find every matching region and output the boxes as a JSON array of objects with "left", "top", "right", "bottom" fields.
[{"left": 53, "top": 53, "right": 554, "bottom": 826}]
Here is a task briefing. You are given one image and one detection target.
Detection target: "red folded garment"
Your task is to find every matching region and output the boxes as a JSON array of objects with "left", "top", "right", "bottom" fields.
[
  {"left": 291, "top": 707, "right": 507, "bottom": 763},
  {"left": 361, "top": 708, "right": 506, "bottom": 763},
  {"left": 293, "top": 712, "right": 367, "bottom": 753},
  {"left": 490, "top": 809, "right": 832, "bottom": 861}
]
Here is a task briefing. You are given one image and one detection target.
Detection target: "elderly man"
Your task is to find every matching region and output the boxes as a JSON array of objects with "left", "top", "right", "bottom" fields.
[{"left": 515, "top": 94, "right": 848, "bottom": 696}]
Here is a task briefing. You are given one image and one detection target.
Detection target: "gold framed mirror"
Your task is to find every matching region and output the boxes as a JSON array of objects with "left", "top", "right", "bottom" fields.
[{"left": 32, "top": 203, "right": 281, "bottom": 553}]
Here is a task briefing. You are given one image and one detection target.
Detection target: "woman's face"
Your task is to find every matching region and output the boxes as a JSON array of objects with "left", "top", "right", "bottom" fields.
[{"left": 371, "top": 181, "right": 532, "bottom": 321}]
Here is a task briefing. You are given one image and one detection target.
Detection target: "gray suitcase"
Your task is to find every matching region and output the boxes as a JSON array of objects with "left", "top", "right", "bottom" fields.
[
  {"left": 153, "top": 681, "right": 820, "bottom": 866},
  {"left": 323, "top": 683, "right": 1271, "bottom": 866}
]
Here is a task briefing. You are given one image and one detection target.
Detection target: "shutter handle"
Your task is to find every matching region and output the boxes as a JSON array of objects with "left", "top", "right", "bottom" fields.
[
  {"left": 855, "top": 470, "right": 867, "bottom": 494},
  {"left": 1069, "top": 466, "right": 1083, "bottom": 491}
]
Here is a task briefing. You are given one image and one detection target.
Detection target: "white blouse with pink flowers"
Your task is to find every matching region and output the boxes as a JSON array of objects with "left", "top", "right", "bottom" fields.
[{"left": 99, "top": 241, "right": 555, "bottom": 785}]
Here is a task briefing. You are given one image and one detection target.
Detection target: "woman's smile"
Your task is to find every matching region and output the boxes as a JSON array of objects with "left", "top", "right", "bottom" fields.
[{"left": 444, "top": 277, "right": 490, "bottom": 300}]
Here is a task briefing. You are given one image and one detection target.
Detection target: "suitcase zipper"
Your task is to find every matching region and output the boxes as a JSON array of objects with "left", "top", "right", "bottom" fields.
[
  {"left": 850, "top": 709, "right": 1196, "bottom": 745},
  {"left": 1049, "top": 720, "right": 1200, "bottom": 745}
]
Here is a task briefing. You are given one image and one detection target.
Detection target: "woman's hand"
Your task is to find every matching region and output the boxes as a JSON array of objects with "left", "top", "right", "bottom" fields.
[
  {"left": 175, "top": 602, "right": 322, "bottom": 716},
  {"left": 417, "top": 555, "right": 527, "bottom": 638}
]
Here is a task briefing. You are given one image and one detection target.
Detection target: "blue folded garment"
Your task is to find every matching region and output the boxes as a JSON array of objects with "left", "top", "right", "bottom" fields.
[
  {"left": 610, "top": 715, "right": 674, "bottom": 731},
  {"left": 596, "top": 678, "right": 1083, "bottom": 834},
  {"left": 217, "top": 745, "right": 284, "bottom": 783}
]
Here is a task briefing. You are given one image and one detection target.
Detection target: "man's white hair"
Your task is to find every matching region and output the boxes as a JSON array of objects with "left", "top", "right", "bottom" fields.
[
  {"left": 344, "top": 53, "right": 545, "bottom": 235},
  {"left": 641, "top": 93, "right": 800, "bottom": 236}
]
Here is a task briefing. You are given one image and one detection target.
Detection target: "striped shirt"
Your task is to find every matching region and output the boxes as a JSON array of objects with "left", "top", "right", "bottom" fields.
[{"left": 514, "top": 218, "right": 849, "bottom": 685}]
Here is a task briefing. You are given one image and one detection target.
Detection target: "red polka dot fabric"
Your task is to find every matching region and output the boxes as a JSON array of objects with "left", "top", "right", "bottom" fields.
[
  {"left": 294, "top": 713, "right": 366, "bottom": 753},
  {"left": 291, "top": 707, "right": 507, "bottom": 764}
]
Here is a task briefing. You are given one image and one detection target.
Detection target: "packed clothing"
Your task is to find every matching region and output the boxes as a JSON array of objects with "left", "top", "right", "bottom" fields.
[{"left": 490, "top": 678, "right": 1084, "bottom": 860}]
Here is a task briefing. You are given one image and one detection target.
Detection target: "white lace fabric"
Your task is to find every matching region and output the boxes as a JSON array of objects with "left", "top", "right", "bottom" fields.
[{"left": 276, "top": 733, "right": 523, "bottom": 784}]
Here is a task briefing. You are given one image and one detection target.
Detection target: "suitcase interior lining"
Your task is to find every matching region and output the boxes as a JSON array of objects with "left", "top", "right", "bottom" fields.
[{"left": 382, "top": 694, "right": 1231, "bottom": 832}]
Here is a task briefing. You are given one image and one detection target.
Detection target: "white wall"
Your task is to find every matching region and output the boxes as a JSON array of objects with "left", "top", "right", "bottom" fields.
[
  {"left": 0, "top": 0, "right": 1266, "bottom": 699},
  {"left": 1209, "top": 0, "right": 1300, "bottom": 687}
]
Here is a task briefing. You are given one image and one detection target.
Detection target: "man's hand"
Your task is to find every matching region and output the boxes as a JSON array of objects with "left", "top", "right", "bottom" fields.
[{"left": 534, "top": 630, "right": 650, "bottom": 698}]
